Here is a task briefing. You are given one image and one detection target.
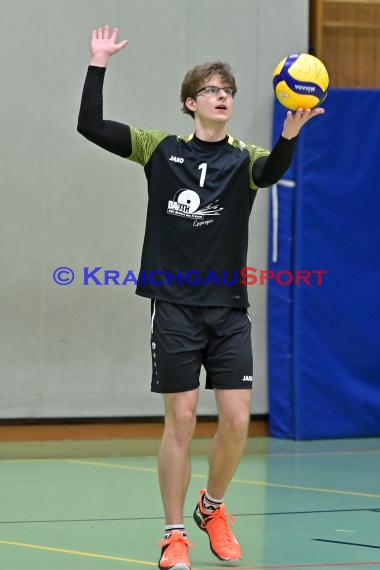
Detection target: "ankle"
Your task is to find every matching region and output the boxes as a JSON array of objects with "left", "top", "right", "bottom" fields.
[
  {"left": 202, "top": 490, "right": 223, "bottom": 513},
  {"left": 164, "top": 524, "right": 186, "bottom": 538}
]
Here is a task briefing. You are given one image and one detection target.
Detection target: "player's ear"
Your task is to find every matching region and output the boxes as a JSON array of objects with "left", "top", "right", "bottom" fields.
[{"left": 185, "top": 97, "right": 196, "bottom": 113}]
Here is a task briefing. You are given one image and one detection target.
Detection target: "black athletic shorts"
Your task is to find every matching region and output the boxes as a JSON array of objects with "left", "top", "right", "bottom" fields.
[{"left": 150, "top": 300, "right": 253, "bottom": 393}]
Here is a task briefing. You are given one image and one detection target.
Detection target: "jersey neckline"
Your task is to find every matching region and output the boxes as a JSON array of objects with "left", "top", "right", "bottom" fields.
[{"left": 191, "top": 133, "right": 229, "bottom": 147}]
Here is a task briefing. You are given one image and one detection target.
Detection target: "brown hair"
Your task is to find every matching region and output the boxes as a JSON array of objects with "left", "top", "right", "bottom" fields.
[{"left": 180, "top": 61, "right": 237, "bottom": 118}]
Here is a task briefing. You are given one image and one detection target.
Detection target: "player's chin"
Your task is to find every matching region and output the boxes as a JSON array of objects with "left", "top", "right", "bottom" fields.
[{"left": 212, "top": 110, "right": 231, "bottom": 122}]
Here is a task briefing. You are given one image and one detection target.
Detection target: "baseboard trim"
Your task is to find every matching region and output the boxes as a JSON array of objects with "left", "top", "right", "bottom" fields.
[{"left": 0, "top": 416, "right": 268, "bottom": 442}]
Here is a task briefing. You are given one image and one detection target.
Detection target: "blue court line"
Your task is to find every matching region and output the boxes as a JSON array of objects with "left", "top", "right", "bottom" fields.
[
  {"left": 0, "top": 507, "right": 379, "bottom": 525},
  {"left": 313, "top": 538, "right": 380, "bottom": 550}
]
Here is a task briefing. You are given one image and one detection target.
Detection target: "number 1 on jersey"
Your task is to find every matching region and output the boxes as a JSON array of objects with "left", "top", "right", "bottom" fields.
[{"left": 198, "top": 163, "right": 207, "bottom": 188}]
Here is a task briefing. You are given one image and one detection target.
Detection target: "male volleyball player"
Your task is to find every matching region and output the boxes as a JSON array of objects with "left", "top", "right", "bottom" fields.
[{"left": 77, "top": 25, "right": 324, "bottom": 570}]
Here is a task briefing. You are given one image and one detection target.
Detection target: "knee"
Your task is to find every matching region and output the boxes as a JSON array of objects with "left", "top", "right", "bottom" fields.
[
  {"left": 222, "top": 413, "right": 250, "bottom": 440},
  {"left": 165, "top": 407, "right": 197, "bottom": 444}
]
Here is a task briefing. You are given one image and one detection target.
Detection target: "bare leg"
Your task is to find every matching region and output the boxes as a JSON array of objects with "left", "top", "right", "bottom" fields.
[
  {"left": 158, "top": 389, "right": 199, "bottom": 524},
  {"left": 207, "top": 389, "right": 251, "bottom": 499}
]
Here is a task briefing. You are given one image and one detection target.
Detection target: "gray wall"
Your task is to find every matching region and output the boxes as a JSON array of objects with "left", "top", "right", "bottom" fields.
[{"left": 0, "top": 0, "right": 308, "bottom": 418}]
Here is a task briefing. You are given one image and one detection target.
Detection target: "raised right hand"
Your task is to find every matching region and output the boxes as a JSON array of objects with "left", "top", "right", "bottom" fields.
[{"left": 90, "top": 25, "right": 128, "bottom": 67}]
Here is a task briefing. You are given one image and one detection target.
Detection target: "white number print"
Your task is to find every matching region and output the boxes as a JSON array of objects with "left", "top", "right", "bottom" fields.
[{"left": 198, "top": 162, "right": 208, "bottom": 188}]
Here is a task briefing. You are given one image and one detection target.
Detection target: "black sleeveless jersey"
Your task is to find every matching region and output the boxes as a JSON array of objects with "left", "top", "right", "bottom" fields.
[{"left": 128, "top": 128, "right": 270, "bottom": 308}]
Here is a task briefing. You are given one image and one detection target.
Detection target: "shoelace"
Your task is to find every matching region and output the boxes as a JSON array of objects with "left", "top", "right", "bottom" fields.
[
  {"left": 159, "top": 533, "right": 194, "bottom": 552},
  {"left": 201, "top": 508, "right": 237, "bottom": 545}
]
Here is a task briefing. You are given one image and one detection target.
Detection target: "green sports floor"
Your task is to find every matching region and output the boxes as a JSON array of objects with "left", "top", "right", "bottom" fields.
[{"left": 0, "top": 437, "right": 379, "bottom": 569}]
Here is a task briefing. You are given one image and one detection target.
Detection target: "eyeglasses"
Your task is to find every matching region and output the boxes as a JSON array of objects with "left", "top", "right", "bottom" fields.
[{"left": 194, "top": 85, "right": 237, "bottom": 98}]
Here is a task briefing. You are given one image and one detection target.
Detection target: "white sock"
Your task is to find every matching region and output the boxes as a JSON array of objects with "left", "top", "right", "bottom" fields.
[
  {"left": 164, "top": 524, "right": 186, "bottom": 538},
  {"left": 202, "top": 491, "right": 223, "bottom": 513}
]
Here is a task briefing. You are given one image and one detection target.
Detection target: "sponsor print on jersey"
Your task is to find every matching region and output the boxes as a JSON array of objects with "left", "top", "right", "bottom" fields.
[
  {"left": 169, "top": 155, "right": 184, "bottom": 163},
  {"left": 167, "top": 188, "right": 224, "bottom": 227},
  {"left": 242, "top": 375, "right": 253, "bottom": 382}
]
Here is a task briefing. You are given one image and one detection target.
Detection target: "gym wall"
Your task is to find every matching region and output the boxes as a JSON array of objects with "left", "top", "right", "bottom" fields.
[{"left": 0, "top": 0, "right": 308, "bottom": 418}]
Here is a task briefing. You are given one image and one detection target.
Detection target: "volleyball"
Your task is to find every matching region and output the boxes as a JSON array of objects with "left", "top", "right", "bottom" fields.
[{"left": 273, "top": 53, "right": 329, "bottom": 110}]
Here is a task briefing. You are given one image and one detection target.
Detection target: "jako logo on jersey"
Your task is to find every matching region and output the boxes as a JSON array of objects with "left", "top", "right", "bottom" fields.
[
  {"left": 167, "top": 188, "right": 223, "bottom": 224},
  {"left": 169, "top": 155, "right": 184, "bottom": 164},
  {"left": 242, "top": 375, "right": 253, "bottom": 382}
]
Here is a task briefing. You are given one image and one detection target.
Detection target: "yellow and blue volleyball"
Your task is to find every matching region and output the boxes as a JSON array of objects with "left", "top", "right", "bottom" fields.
[{"left": 273, "top": 53, "right": 329, "bottom": 110}]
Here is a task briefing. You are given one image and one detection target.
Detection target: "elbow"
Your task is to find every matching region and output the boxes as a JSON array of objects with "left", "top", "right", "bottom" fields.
[
  {"left": 252, "top": 175, "right": 272, "bottom": 189},
  {"left": 77, "top": 112, "right": 94, "bottom": 137},
  {"left": 77, "top": 122, "right": 88, "bottom": 137},
  {"left": 257, "top": 177, "right": 277, "bottom": 188},
  {"left": 77, "top": 122, "right": 95, "bottom": 141}
]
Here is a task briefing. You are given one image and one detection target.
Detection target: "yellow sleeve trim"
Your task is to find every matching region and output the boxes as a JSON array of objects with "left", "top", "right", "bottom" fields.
[
  {"left": 248, "top": 146, "right": 270, "bottom": 190},
  {"left": 129, "top": 128, "right": 170, "bottom": 166},
  {"left": 226, "top": 134, "right": 270, "bottom": 190}
]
